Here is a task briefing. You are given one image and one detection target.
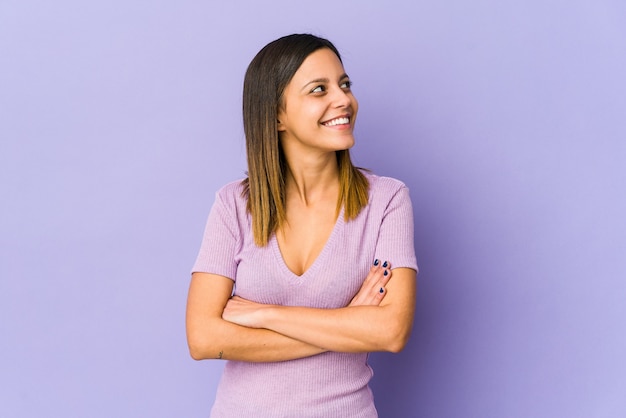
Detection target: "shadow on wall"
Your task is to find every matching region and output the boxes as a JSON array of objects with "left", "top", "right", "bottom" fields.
[
  {"left": 355, "top": 101, "right": 459, "bottom": 417},
  {"left": 367, "top": 174, "right": 450, "bottom": 418},
  {"left": 367, "top": 168, "right": 462, "bottom": 417}
]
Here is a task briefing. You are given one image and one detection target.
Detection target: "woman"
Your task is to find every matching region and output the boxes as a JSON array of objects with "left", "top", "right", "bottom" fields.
[{"left": 186, "top": 34, "right": 418, "bottom": 417}]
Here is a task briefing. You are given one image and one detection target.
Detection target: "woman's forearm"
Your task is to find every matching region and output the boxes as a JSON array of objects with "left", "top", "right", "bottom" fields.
[
  {"left": 261, "top": 304, "right": 409, "bottom": 353},
  {"left": 188, "top": 268, "right": 415, "bottom": 361},
  {"left": 224, "top": 268, "right": 417, "bottom": 354},
  {"left": 186, "top": 272, "right": 326, "bottom": 363},
  {"left": 188, "top": 317, "right": 326, "bottom": 362}
]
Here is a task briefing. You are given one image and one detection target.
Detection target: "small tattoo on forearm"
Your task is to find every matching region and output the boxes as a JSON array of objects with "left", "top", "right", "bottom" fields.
[{"left": 217, "top": 350, "right": 223, "bottom": 359}]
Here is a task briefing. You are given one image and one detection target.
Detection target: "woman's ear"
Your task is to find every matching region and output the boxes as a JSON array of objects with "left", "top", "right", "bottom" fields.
[{"left": 277, "top": 118, "right": 286, "bottom": 132}]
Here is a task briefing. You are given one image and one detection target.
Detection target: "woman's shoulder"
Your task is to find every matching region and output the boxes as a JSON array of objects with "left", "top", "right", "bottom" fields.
[
  {"left": 213, "top": 178, "right": 248, "bottom": 208},
  {"left": 361, "top": 170, "right": 409, "bottom": 195},
  {"left": 216, "top": 178, "right": 246, "bottom": 195}
]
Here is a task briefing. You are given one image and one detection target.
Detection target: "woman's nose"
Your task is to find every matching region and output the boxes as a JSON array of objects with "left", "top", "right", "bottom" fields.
[{"left": 331, "top": 87, "right": 351, "bottom": 108}]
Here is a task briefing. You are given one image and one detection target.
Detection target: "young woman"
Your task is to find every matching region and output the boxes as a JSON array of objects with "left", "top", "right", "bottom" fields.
[{"left": 186, "top": 34, "right": 418, "bottom": 417}]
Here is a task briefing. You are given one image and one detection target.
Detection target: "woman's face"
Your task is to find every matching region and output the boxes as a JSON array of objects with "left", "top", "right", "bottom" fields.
[{"left": 277, "top": 48, "right": 358, "bottom": 156}]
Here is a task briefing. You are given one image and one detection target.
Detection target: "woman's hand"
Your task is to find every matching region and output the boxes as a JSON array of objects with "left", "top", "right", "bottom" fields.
[
  {"left": 349, "top": 260, "right": 392, "bottom": 307},
  {"left": 222, "top": 296, "right": 271, "bottom": 329}
]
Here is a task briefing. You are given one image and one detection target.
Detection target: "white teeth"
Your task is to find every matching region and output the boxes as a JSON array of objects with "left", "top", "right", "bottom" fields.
[{"left": 323, "top": 117, "right": 350, "bottom": 126}]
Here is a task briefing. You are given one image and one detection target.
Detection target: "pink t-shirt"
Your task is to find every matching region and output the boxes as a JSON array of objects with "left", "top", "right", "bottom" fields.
[{"left": 192, "top": 171, "right": 418, "bottom": 418}]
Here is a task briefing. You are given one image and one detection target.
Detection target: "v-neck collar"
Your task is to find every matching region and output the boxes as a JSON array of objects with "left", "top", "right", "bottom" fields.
[{"left": 270, "top": 206, "right": 345, "bottom": 281}]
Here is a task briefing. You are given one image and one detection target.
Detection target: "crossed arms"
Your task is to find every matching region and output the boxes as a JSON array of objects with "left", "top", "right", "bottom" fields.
[{"left": 186, "top": 261, "right": 416, "bottom": 362}]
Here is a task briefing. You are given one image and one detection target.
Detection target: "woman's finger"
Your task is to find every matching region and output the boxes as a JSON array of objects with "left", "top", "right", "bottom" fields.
[{"left": 349, "top": 260, "right": 392, "bottom": 306}]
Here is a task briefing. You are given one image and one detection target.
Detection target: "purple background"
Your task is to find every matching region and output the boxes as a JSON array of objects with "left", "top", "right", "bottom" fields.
[{"left": 2, "top": 1, "right": 625, "bottom": 417}]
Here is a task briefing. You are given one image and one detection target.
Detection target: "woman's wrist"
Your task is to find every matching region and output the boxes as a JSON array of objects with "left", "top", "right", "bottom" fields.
[{"left": 258, "top": 304, "right": 280, "bottom": 329}]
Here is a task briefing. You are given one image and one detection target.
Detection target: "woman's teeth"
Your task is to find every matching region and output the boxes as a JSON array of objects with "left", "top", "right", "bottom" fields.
[{"left": 323, "top": 117, "right": 349, "bottom": 126}]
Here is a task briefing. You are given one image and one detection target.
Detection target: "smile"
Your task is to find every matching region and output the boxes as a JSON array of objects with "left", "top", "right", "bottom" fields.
[{"left": 321, "top": 116, "right": 350, "bottom": 127}]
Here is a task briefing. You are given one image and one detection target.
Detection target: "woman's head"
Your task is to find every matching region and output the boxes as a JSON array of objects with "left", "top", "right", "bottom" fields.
[
  {"left": 243, "top": 34, "right": 342, "bottom": 141},
  {"left": 243, "top": 34, "right": 368, "bottom": 246},
  {"left": 243, "top": 34, "right": 346, "bottom": 181}
]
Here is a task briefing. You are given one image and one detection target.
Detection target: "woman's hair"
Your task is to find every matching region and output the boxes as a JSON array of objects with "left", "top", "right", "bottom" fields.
[{"left": 242, "top": 33, "right": 369, "bottom": 246}]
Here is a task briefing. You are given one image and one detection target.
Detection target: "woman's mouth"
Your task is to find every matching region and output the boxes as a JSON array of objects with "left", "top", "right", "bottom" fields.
[{"left": 321, "top": 116, "right": 350, "bottom": 127}]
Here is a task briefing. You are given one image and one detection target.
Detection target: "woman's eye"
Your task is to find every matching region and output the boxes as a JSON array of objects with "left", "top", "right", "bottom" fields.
[
  {"left": 341, "top": 80, "right": 352, "bottom": 89},
  {"left": 311, "top": 85, "right": 326, "bottom": 93}
]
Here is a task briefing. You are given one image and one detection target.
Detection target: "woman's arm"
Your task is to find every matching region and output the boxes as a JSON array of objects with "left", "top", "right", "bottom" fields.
[
  {"left": 222, "top": 266, "right": 417, "bottom": 353},
  {"left": 185, "top": 263, "right": 393, "bottom": 362},
  {"left": 186, "top": 272, "right": 324, "bottom": 362}
]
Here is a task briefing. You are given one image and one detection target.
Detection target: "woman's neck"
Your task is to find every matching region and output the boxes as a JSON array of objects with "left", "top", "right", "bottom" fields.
[{"left": 284, "top": 152, "right": 339, "bottom": 207}]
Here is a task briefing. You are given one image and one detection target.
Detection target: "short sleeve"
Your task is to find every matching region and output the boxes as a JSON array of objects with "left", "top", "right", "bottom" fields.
[
  {"left": 374, "top": 186, "right": 419, "bottom": 273},
  {"left": 191, "top": 188, "right": 241, "bottom": 280}
]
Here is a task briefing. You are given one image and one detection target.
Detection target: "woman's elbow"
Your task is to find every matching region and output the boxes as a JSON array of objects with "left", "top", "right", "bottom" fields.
[
  {"left": 188, "top": 343, "right": 206, "bottom": 361},
  {"left": 386, "top": 335, "right": 409, "bottom": 353},
  {"left": 382, "top": 322, "right": 412, "bottom": 353},
  {"left": 187, "top": 331, "right": 218, "bottom": 361},
  {"left": 187, "top": 336, "right": 207, "bottom": 360},
  {"left": 186, "top": 315, "right": 226, "bottom": 360}
]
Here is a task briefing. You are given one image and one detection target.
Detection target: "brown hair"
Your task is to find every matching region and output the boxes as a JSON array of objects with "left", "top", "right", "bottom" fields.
[{"left": 242, "top": 34, "right": 369, "bottom": 246}]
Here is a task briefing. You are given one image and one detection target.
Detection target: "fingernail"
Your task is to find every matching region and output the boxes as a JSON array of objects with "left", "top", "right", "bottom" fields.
[
  {"left": 379, "top": 287, "right": 384, "bottom": 293},
  {"left": 382, "top": 261, "right": 388, "bottom": 268},
  {"left": 384, "top": 270, "right": 388, "bottom": 276},
  {"left": 374, "top": 259, "right": 379, "bottom": 266}
]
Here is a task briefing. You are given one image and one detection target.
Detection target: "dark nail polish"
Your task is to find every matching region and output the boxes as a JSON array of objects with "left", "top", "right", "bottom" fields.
[
  {"left": 379, "top": 287, "right": 384, "bottom": 293},
  {"left": 382, "top": 261, "right": 388, "bottom": 268},
  {"left": 384, "top": 270, "right": 388, "bottom": 276},
  {"left": 374, "top": 259, "right": 379, "bottom": 266}
]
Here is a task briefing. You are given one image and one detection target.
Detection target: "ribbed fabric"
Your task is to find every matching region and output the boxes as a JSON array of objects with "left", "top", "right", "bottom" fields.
[{"left": 192, "top": 172, "right": 418, "bottom": 418}]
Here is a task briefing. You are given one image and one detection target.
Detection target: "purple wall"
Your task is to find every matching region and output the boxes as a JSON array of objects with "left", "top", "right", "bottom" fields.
[{"left": 1, "top": 1, "right": 625, "bottom": 417}]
